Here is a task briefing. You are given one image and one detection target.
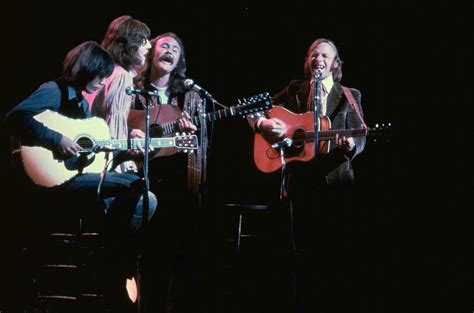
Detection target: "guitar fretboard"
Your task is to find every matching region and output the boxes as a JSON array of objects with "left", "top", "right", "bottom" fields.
[
  {"left": 157, "top": 107, "right": 240, "bottom": 136},
  {"left": 76, "top": 138, "right": 177, "bottom": 151},
  {"left": 152, "top": 93, "right": 271, "bottom": 136},
  {"left": 303, "top": 128, "right": 369, "bottom": 141},
  {"left": 101, "top": 138, "right": 176, "bottom": 149}
]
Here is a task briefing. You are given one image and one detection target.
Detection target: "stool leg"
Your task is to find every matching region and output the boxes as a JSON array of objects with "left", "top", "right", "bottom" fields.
[{"left": 236, "top": 213, "right": 243, "bottom": 256}]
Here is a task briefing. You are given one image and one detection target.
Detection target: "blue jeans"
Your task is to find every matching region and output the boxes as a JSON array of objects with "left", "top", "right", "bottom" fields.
[{"left": 53, "top": 171, "right": 157, "bottom": 231}]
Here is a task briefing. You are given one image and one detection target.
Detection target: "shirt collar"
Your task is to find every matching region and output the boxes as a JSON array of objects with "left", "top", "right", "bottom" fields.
[
  {"left": 66, "top": 85, "right": 84, "bottom": 102},
  {"left": 310, "top": 74, "right": 334, "bottom": 94},
  {"left": 321, "top": 74, "right": 334, "bottom": 94}
]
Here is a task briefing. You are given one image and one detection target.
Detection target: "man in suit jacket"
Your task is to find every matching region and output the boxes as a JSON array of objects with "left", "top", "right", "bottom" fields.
[
  {"left": 250, "top": 38, "right": 367, "bottom": 312},
  {"left": 253, "top": 38, "right": 365, "bottom": 187}
]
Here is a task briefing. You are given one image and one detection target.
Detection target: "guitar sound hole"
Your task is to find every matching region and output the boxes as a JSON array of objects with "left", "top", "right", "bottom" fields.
[
  {"left": 150, "top": 125, "right": 164, "bottom": 137},
  {"left": 76, "top": 136, "right": 94, "bottom": 150},
  {"left": 292, "top": 128, "right": 306, "bottom": 148}
]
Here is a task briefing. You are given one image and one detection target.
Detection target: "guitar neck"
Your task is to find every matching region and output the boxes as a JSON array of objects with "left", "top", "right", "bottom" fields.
[
  {"left": 305, "top": 128, "right": 368, "bottom": 141},
  {"left": 95, "top": 138, "right": 175, "bottom": 150},
  {"left": 160, "top": 107, "right": 240, "bottom": 135}
]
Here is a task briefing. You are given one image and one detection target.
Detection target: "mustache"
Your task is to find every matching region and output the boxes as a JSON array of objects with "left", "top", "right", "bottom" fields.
[{"left": 159, "top": 53, "right": 174, "bottom": 63}]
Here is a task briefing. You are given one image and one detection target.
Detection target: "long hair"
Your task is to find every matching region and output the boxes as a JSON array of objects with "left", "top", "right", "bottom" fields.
[
  {"left": 63, "top": 41, "right": 114, "bottom": 89},
  {"left": 304, "top": 38, "right": 343, "bottom": 82},
  {"left": 101, "top": 15, "right": 151, "bottom": 70},
  {"left": 135, "top": 32, "right": 187, "bottom": 94}
]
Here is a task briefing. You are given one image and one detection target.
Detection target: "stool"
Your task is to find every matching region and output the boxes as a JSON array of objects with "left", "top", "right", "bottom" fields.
[
  {"left": 22, "top": 213, "right": 105, "bottom": 313},
  {"left": 224, "top": 203, "right": 270, "bottom": 256},
  {"left": 217, "top": 203, "right": 271, "bottom": 313}
]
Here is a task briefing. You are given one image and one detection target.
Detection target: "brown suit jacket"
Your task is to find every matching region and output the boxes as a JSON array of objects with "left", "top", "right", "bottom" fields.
[{"left": 271, "top": 79, "right": 366, "bottom": 186}]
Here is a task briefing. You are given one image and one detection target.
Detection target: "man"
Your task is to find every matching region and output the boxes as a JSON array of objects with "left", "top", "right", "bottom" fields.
[
  {"left": 132, "top": 32, "right": 206, "bottom": 313},
  {"left": 251, "top": 38, "right": 366, "bottom": 312},
  {"left": 4, "top": 40, "right": 157, "bottom": 313}
]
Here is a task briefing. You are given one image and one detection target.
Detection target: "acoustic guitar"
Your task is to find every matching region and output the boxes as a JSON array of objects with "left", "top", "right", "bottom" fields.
[
  {"left": 127, "top": 92, "right": 273, "bottom": 158},
  {"left": 254, "top": 106, "right": 390, "bottom": 173},
  {"left": 17, "top": 110, "right": 197, "bottom": 187}
]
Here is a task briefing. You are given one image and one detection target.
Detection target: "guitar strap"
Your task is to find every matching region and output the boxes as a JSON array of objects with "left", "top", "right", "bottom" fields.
[{"left": 342, "top": 86, "right": 367, "bottom": 129}]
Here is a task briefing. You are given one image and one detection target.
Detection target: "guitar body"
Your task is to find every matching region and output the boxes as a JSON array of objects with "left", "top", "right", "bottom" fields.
[
  {"left": 129, "top": 105, "right": 202, "bottom": 194},
  {"left": 254, "top": 106, "right": 330, "bottom": 173},
  {"left": 20, "top": 110, "right": 111, "bottom": 187},
  {"left": 128, "top": 104, "right": 181, "bottom": 158}
]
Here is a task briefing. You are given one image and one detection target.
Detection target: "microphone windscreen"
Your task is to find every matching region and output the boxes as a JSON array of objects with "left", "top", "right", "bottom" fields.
[
  {"left": 183, "top": 79, "right": 194, "bottom": 89},
  {"left": 125, "top": 86, "right": 134, "bottom": 95}
]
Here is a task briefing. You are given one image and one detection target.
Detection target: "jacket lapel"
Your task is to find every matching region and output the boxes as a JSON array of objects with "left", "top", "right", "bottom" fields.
[
  {"left": 326, "top": 82, "right": 343, "bottom": 118},
  {"left": 296, "top": 81, "right": 310, "bottom": 112}
]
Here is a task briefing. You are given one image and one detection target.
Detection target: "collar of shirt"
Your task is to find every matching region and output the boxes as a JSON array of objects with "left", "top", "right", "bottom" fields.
[
  {"left": 66, "top": 85, "right": 84, "bottom": 102},
  {"left": 129, "top": 66, "right": 138, "bottom": 78},
  {"left": 146, "top": 82, "right": 170, "bottom": 104},
  {"left": 311, "top": 74, "right": 334, "bottom": 95},
  {"left": 66, "top": 84, "right": 88, "bottom": 113},
  {"left": 321, "top": 75, "right": 334, "bottom": 95}
]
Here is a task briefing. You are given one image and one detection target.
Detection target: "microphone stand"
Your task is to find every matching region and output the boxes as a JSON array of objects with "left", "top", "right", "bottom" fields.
[
  {"left": 142, "top": 95, "right": 152, "bottom": 228},
  {"left": 198, "top": 97, "right": 207, "bottom": 209},
  {"left": 138, "top": 93, "right": 153, "bottom": 313},
  {"left": 279, "top": 146, "right": 288, "bottom": 201},
  {"left": 313, "top": 69, "right": 323, "bottom": 166},
  {"left": 277, "top": 144, "right": 299, "bottom": 313}
]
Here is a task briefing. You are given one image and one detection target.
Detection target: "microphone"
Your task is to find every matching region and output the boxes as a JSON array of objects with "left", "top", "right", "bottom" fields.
[
  {"left": 271, "top": 138, "right": 293, "bottom": 149},
  {"left": 183, "top": 79, "right": 214, "bottom": 100},
  {"left": 315, "top": 65, "right": 324, "bottom": 78},
  {"left": 125, "top": 86, "right": 161, "bottom": 97}
]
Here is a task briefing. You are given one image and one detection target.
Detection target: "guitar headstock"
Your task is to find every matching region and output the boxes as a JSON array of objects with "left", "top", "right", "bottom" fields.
[
  {"left": 174, "top": 133, "right": 199, "bottom": 153},
  {"left": 368, "top": 122, "right": 392, "bottom": 143},
  {"left": 233, "top": 92, "right": 273, "bottom": 117}
]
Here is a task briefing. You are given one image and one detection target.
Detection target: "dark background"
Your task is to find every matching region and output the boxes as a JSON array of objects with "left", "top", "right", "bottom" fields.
[{"left": 0, "top": 1, "right": 471, "bottom": 312}]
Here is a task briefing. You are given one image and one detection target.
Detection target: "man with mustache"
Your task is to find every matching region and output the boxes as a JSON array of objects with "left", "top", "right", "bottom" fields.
[{"left": 132, "top": 32, "right": 206, "bottom": 313}]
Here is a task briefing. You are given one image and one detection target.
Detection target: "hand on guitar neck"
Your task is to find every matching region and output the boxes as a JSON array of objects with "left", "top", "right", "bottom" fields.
[{"left": 178, "top": 111, "right": 197, "bottom": 133}]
